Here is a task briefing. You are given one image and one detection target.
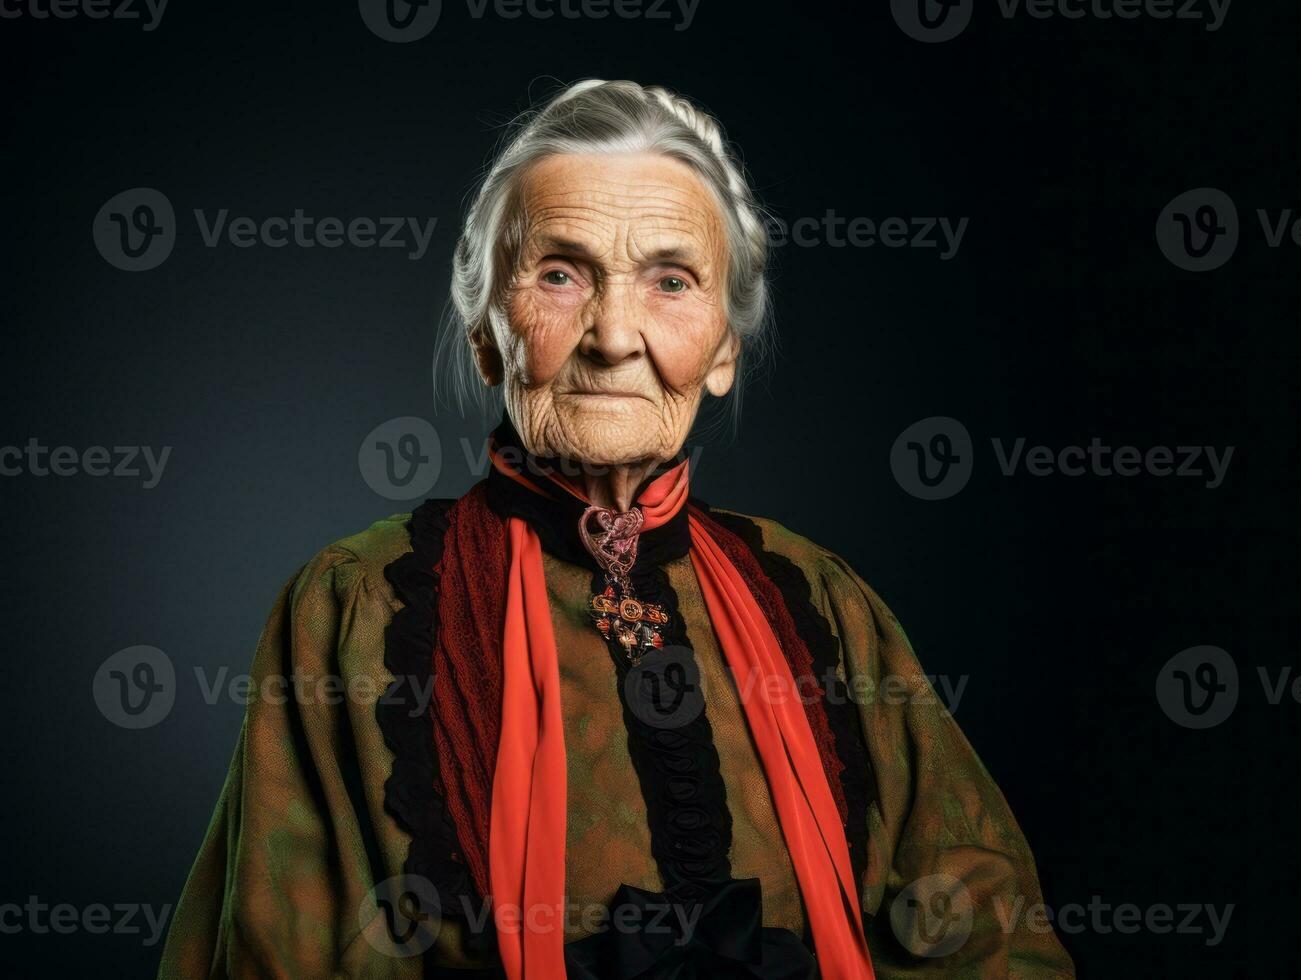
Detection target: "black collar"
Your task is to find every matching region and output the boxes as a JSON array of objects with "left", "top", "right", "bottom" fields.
[{"left": 484, "top": 416, "right": 693, "bottom": 574}]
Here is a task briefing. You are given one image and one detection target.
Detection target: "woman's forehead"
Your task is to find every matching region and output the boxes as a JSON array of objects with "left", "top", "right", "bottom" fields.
[{"left": 517, "top": 153, "right": 724, "bottom": 255}]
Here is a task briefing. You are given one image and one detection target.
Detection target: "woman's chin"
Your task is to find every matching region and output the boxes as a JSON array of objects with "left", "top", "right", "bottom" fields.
[{"left": 552, "top": 405, "right": 675, "bottom": 468}]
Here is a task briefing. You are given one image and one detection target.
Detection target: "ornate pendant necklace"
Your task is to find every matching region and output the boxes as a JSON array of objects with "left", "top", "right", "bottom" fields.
[{"left": 578, "top": 504, "right": 670, "bottom": 666}]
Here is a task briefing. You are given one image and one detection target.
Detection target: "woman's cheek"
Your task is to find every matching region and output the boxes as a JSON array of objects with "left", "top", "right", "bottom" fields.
[
  {"left": 646, "top": 297, "right": 727, "bottom": 392},
  {"left": 509, "top": 285, "right": 585, "bottom": 384}
]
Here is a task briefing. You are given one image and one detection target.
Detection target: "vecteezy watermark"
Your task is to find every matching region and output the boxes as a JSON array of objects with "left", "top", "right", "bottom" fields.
[
  {"left": 623, "top": 645, "right": 706, "bottom": 729},
  {"left": 92, "top": 646, "right": 176, "bottom": 729},
  {"left": 0, "top": 897, "right": 173, "bottom": 946},
  {"left": 891, "top": 874, "right": 1234, "bottom": 955},
  {"left": 358, "top": 420, "right": 711, "bottom": 500},
  {"left": 1, "top": 439, "right": 171, "bottom": 489},
  {"left": 844, "top": 671, "right": 967, "bottom": 715},
  {"left": 890, "top": 0, "right": 973, "bottom": 43},
  {"left": 1156, "top": 646, "right": 1301, "bottom": 729},
  {"left": 579, "top": 639, "right": 966, "bottom": 733},
  {"left": 994, "top": 894, "right": 1234, "bottom": 948},
  {"left": 93, "top": 645, "right": 441, "bottom": 730},
  {"left": 1155, "top": 645, "right": 1238, "bottom": 729},
  {"left": 463, "top": 893, "right": 702, "bottom": 943},
  {"left": 1156, "top": 188, "right": 1238, "bottom": 272},
  {"left": 730, "top": 666, "right": 968, "bottom": 717},
  {"left": 94, "top": 188, "right": 438, "bottom": 271},
  {"left": 764, "top": 212, "right": 969, "bottom": 259},
  {"left": 358, "top": 875, "right": 706, "bottom": 957},
  {"left": 359, "top": 875, "right": 445, "bottom": 957},
  {"left": 359, "top": 0, "right": 699, "bottom": 41},
  {"left": 358, "top": 0, "right": 443, "bottom": 40},
  {"left": 0, "top": 0, "right": 169, "bottom": 31},
  {"left": 359, "top": 417, "right": 444, "bottom": 500},
  {"left": 989, "top": 438, "right": 1233, "bottom": 488},
  {"left": 890, "top": 417, "right": 974, "bottom": 501},
  {"left": 93, "top": 188, "right": 176, "bottom": 271},
  {"left": 890, "top": 874, "right": 974, "bottom": 958},
  {"left": 191, "top": 210, "right": 436, "bottom": 259},
  {"left": 469, "top": 440, "right": 707, "bottom": 481},
  {"left": 892, "top": 0, "right": 1231, "bottom": 42},
  {"left": 891, "top": 417, "right": 1235, "bottom": 500},
  {"left": 193, "top": 666, "right": 437, "bottom": 718},
  {"left": 1157, "top": 187, "right": 1301, "bottom": 272}
]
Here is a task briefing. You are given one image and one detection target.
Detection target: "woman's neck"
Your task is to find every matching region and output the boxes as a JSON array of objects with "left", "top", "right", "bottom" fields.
[{"left": 582, "top": 460, "right": 656, "bottom": 512}]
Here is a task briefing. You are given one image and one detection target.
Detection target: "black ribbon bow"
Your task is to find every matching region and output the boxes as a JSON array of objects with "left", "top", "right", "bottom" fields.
[{"left": 563, "top": 877, "right": 818, "bottom": 980}]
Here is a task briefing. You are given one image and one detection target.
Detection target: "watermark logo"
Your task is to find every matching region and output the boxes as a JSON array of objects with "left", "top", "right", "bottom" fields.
[
  {"left": 892, "top": 420, "right": 1235, "bottom": 500},
  {"left": 893, "top": 0, "right": 1231, "bottom": 41},
  {"left": 891, "top": 0, "right": 972, "bottom": 43},
  {"left": 0, "top": 897, "right": 173, "bottom": 946},
  {"left": 1157, "top": 188, "right": 1301, "bottom": 271},
  {"left": 93, "top": 646, "right": 176, "bottom": 729},
  {"left": 93, "top": 188, "right": 176, "bottom": 272},
  {"left": 996, "top": 0, "right": 1232, "bottom": 31},
  {"left": 359, "top": 875, "right": 443, "bottom": 957},
  {"left": 994, "top": 894, "right": 1233, "bottom": 947},
  {"left": 0, "top": 0, "right": 170, "bottom": 31},
  {"left": 358, "top": 0, "right": 442, "bottom": 42},
  {"left": 361, "top": 0, "right": 699, "bottom": 39},
  {"left": 1156, "top": 188, "right": 1239, "bottom": 272},
  {"left": 848, "top": 671, "right": 968, "bottom": 716},
  {"left": 94, "top": 190, "right": 438, "bottom": 269},
  {"left": 765, "top": 212, "right": 968, "bottom": 258},
  {"left": 1155, "top": 645, "right": 1238, "bottom": 729},
  {"left": 890, "top": 873, "right": 974, "bottom": 957},
  {"left": 196, "top": 666, "right": 431, "bottom": 716},
  {"left": 359, "top": 416, "right": 443, "bottom": 500},
  {"left": 191, "top": 210, "right": 437, "bottom": 258},
  {"left": 991, "top": 437, "right": 1232, "bottom": 487},
  {"left": 622, "top": 645, "right": 705, "bottom": 729},
  {"left": 95, "top": 649, "right": 439, "bottom": 727},
  {"left": 0, "top": 440, "right": 172, "bottom": 488},
  {"left": 708, "top": 664, "right": 968, "bottom": 716},
  {"left": 890, "top": 417, "right": 973, "bottom": 501}
]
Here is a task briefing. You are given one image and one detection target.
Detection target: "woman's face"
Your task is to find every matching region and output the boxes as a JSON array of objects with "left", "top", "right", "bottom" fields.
[{"left": 477, "top": 152, "right": 739, "bottom": 468}]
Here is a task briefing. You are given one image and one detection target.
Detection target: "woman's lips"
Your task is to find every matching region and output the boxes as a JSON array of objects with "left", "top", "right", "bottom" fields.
[{"left": 561, "top": 390, "right": 650, "bottom": 400}]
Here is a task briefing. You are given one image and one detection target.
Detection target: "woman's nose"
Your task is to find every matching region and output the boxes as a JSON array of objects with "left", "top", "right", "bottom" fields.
[{"left": 579, "top": 284, "right": 646, "bottom": 366}]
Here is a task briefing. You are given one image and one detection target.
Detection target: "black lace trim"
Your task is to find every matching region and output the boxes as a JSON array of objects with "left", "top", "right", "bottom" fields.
[
  {"left": 379, "top": 498, "right": 492, "bottom": 946},
  {"left": 695, "top": 504, "right": 878, "bottom": 890},
  {"left": 599, "top": 560, "right": 736, "bottom": 905}
]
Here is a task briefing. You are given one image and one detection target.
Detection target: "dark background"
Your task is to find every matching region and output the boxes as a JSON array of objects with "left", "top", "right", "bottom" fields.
[{"left": 2, "top": 0, "right": 1297, "bottom": 975}]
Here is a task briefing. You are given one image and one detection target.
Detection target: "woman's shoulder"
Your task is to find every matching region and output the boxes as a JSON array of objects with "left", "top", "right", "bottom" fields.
[
  {"left": 705, "top": 507, "right": 916, "bottom": 679},
  {"left": 701, "top": 505, "right": 891, "bottom": 618},
  {"left": 707, "top": 507, "right": 835, "bottom": 560},
  {"left": 703, "top": 506, "right": 855, "bottom": 577},
  {"left": 290, "top": 500, "right": 455, "bottom": 606}
]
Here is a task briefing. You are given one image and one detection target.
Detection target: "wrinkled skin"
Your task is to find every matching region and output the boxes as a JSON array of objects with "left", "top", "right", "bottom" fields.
[{"left": 471, "top": 152, "right": 739, "bottom": 511}]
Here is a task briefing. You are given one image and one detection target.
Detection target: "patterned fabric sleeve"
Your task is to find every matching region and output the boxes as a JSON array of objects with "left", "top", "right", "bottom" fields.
[
  {"left": 750, "top": 519, "right": 1076, "bottom": 980},
  {"left": 156, "top": 523, "right": 422, "bottom": 980}
]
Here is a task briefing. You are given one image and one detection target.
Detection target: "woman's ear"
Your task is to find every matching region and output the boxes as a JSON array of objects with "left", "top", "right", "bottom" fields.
[
  {"left": 704, "top": 330, "right": 741, "bottom": 397},
  {"left": 470, "top": 325, "right": 505, "bottom": 386}
]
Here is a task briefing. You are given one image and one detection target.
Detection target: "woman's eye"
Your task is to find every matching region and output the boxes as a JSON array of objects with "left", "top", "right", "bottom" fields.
[
  {"left": 659, "top": 276, "right": 687, "bottom": 294},
  {"left": 542, "top": 270, "right": 571, "bottom": 286}
]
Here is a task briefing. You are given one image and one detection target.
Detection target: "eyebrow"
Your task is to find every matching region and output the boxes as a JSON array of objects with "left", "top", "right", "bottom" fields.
[
  {"left": 642, "top": 245, "right": 699, "bottom": 265},
  {"left": 535, "top": 235, "right": 598, "bottom": 259}
]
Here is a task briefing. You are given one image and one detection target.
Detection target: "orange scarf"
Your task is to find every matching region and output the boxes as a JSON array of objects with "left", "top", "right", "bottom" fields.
[{"left": 487, "top": 453, "right": 876, "bottom": 979}]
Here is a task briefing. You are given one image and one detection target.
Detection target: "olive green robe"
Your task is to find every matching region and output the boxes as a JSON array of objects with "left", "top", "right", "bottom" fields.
[{"left": 157, "top": 508, "right": 1074, "bottom": 979}]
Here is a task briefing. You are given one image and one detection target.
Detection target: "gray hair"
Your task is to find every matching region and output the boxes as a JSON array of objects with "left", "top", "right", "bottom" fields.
[{"left": 435, "top": 79, "right": 772, "bottom": 422}]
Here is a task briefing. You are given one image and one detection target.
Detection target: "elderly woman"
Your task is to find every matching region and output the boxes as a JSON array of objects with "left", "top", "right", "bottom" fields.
[{"left": 159, "top": 81, "right": 1074, "bottom": 979}]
